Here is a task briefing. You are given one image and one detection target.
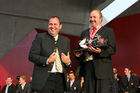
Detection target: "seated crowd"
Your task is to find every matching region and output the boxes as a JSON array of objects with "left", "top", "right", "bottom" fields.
[
  {"left": 0, "top": 67, "right": 140, "bottom": 93},
  {"left": 0, "top": 75, "right": 33, "bottom": 93}
]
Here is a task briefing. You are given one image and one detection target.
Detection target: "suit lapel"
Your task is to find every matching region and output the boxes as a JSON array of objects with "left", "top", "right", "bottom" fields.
[
  {"left": 57, "top": 35, "right": 66, "bottom": 67},
  {"left": 23, "top": 83, "right": 27, "bottom": 92},
  {"left": 82, "top": 29, "right": 90, "bottom": 39},
  {"left": 57, "top": 35, "right": 62, "bottom": 53},
  {"left": 72, "top": 80, "right": 76, "bottom": 87},
  {"left": 128, "top": 75, "right": 133, "bottom": 83},
  {"left": 124, "top": 76, "right": 129, "bottom": 85},
  {"left": 86, "top": 29, "right": 90, "bottom": 39},
  {"left": 19, "top": 85, "right": 23, "bottom": 92},
  {"left": 44, "top": 32, "right": 56, "bottom": 57},
  {"left": 68, "top": 80, "right": 71, "bottom": 88},
  {"left": 93, "top": 26, "right": 104, "bottom": 39}
]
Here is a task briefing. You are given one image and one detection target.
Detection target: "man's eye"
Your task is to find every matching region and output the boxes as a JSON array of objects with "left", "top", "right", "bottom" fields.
[{"left": 49, "top": 23, "right": 53, "bottom": 25}]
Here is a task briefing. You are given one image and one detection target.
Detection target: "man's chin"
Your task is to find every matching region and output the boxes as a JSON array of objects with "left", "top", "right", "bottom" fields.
[
  {"left": 93, "top": 24, "right": 98, "bottom": 27},
  {"left": 90, "top": 23, "right": 96, "bottom": 27},
  {"left": 48, "top": 32, "right": 55, "bottom": 36}
]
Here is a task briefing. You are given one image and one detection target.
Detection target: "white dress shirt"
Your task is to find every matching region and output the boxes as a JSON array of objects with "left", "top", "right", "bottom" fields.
[{"left": 47, "top": 35, "right": 63, "bottom": 73}]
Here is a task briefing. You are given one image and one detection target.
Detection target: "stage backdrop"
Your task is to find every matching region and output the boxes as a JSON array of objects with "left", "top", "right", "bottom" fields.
[
  {"left": 110, "top": 13, "right": 140, "bottom": 76},
  {"left": 0, "top": 13, "right": 140, "bottom": 89}
]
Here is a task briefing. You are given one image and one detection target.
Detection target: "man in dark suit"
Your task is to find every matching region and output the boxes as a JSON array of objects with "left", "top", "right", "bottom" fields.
[
  {"left": 113, "top": 68, "right": 121, "bottom": 82},
  {"left": 120, "top": 67, "right": 139, "bottom": 93},
  {"left": 28, "top": 16, "right": 71, "bottom": 93},
  {"left": 1, "top": 76, "right": 16, "bottom": 93},
  {"left": 16, "top": 75, "right": 31, "bottom": 93},
  {"left": 75, "top": 9, "right": 116, "bottom": 93},
  {"left": 112, "top": 67, "right": 121, "bottom": 93},
  {"left": 67, "top": 71, "right": 81, "bottom": 93}
]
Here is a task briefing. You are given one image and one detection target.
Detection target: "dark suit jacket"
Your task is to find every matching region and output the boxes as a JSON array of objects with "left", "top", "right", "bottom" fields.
[
  {"left": 77, "top": 26, "right": 116, "bottom": 79},
  {"left": 110, "top": 78, "right": 119, "bottom": 93},
  {"left": 67, "top": 80, "right": 81, "bottom": 93},
  {"left": 1, "top": 84, "right": 16, "bottom": 93},
  {"left": 28, "top": 32, "right": 71, "bottom": 91},
  {"left": 120, "top": 75, "right": 139, "bottom": 93},
  {"left": 16, "top": 83, "right": 31, "bottom": 93}
]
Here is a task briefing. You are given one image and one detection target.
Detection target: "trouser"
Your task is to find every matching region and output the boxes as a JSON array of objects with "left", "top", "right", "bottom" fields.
[
  {"left": 38, "top": 73, "right": 65, "bottom": 93},
  {"left": 83, "top": 61, "right": 111, "bottom": 93}
]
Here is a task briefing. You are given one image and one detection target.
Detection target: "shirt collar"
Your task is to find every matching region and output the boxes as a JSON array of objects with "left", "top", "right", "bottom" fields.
[
  {"left": 21, "top": 83, "right": 26, "bottom": 86},
  {"left": 54, "top": 35, "right": 58, "bottom": 41},
  {"left": 7, "top": 83, "right": 12, "bottom": 87},
  {"left": 95, "top": 24, "right": 102, "bottom": 30},
  {"left": 127, "top": 75, "right": 130, "bottom": 78}
]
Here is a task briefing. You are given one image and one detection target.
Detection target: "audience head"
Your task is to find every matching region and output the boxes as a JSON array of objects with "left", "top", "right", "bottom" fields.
[
  {"left": 19, "top": 75, "right": 26, "bottom": 85},
  {"left": 124, "top": 67, "right": 133, "bottom": 76},
  {"left": 6, "top": 76, "right": 13, "bottom": 86},
  {"left": 67, "top": 74, "right": 69, "bottom": 80},
  {"left": 16, "top": 75, "right": 20, "bottom": 81},
  {"left": 69, "top": 70, "right": 75, "bottom": 80},
  {"left": 81, "top": 76, "right": 84, "bottom": 79},
  {"left": 113, "top": 68, "right": 118, "bottom": 74},
  {"left": 29, "top": 76, "right": 32, "bottom": 82}
]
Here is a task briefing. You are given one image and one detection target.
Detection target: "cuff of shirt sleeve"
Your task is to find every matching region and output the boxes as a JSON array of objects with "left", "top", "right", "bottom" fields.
[
  {"left": 46, "top": 59, "right": 49, "bottom": 64},
  {"left": 66, "top": 62, "right": 72, "bottom": 66},
  {"left": 66, "top": 63, "right": 70, "bottom": 65}
]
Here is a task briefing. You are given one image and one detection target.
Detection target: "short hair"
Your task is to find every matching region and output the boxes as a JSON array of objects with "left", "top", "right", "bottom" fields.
[
  {"left": 49, "top": 16, "right": 61, "bottom": 24},
  {"left": 7, "top": 76, "right": 12, "bottom": 79},
  {"left": 69, "top": 70, "right": 75, "bottom": 75},
  {"left": 20, "top": 75, "right": 27, "bottom": 81},
  {"left": 125, "top": 67, "right": 133, "bottom": 73},
  {"left": 16, "top": 75, "right": 20, "bottom": 81}
]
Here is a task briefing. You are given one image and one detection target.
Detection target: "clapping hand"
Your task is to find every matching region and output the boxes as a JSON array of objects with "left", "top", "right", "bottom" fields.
[
  {"left": 61, "top": 52, "right": 71, "bottom": 65},
  {"left": 47, "top": 52, "right": 56, "bottom": 63}
]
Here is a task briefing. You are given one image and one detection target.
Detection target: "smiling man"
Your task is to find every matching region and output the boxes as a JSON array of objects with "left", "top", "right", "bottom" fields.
[
  {"left": 75, "top": 9, "right": 116, "bottom": 93},
  {"left": 1, "top": 76, "right": 16, "bottom": 93},
  {"left": 120, "top": 67, "right": 139, "bottom": 93},
  {"left": 29, "top": 16, "right": 71, "bottom": 93}
]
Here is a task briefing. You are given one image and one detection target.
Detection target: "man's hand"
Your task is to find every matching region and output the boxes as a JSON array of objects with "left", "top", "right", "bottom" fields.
[
  {"left": 47, "top": 52, "right": 56, "bottom": 63},
  {"left": 61, "top": 52, "right": 71, "bottom": 65},
  {"left": 75, "top": 51, "right": 83, "bottom": 57},
  {"left": 88, "top": 46, "right": 101, "bottom": 53},
  {"left": 125, "top": 92, "right": 129, "bottom": 93}
]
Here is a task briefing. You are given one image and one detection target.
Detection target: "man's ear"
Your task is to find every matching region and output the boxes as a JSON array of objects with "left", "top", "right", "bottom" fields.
[{"left": 60, "top": 24, "right": 62, "bottom": 29}]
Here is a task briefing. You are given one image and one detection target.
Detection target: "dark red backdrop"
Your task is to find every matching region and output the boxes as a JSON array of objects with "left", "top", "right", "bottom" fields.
[
  {"left": 0, "top": 13, "right": 140, "bottom": 89},
  {"left": 110, "top": 13, "right": 140, "bottom": 76}
]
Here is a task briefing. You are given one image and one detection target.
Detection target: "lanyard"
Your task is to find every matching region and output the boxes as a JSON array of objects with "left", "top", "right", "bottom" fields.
[
  {"left": 89, "top": 25, "right": 102, "bottom": 40},
  {"left": 89, "top": 28, "right": 98, "bottom": 40}
]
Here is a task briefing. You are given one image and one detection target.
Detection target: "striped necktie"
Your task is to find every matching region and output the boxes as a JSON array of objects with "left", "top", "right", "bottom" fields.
[
  {"left": 55, "top": 48, "right": 62, "bottom": 72},
  {"left": 54, "top": 37, "right": 62, "bottom": 72}
]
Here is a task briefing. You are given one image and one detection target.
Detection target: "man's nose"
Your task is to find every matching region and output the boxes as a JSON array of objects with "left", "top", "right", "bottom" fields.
[{"left": 91, "top": 17, "right": 94, "bottom": 20}]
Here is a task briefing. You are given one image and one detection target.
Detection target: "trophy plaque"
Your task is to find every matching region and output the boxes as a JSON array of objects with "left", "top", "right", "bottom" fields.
[{"left": 74, "top": 34, "right": 108, "bottom": 62}]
